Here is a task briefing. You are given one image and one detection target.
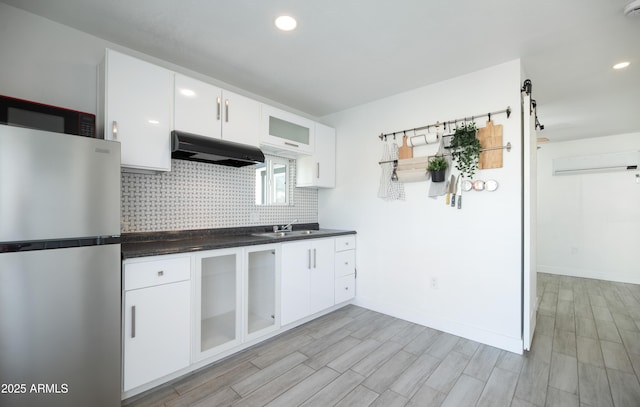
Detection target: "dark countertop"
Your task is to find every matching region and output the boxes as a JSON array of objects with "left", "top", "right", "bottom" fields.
[{"left": 121, "top": 223, "right": 356, "bottom": 259}]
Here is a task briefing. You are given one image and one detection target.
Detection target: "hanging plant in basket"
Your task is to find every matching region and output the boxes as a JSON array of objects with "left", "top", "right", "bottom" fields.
[{"left": 450, "top": 122, "right": 481, "bottom": 179}]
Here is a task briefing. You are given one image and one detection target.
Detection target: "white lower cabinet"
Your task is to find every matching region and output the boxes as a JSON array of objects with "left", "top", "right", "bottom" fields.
[
  {"left": 281, "top": 238, "right": 335, "bottom": 325},
  {"left": 334, "top": 235, "right": 357, "bottom": 303},
  {"left": 123, "top": 255, "right": 191, "bottom": 392},
  {"left": 122, "top": 235, "right": 355, "bottom": 397},
  {"left": 245, "top": 244, "right": 280, "bottom": 341},
  {"left": 193, "top": 248, "right": 242, "bottom": 361}
]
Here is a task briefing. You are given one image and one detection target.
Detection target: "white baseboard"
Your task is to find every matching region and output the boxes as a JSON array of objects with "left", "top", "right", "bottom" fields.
[
  {"left": 538, "top": 265, "right": 640, "bottom": 285},
  {"left": 353, "top": 297, "right": 523, "bottom": 355}
]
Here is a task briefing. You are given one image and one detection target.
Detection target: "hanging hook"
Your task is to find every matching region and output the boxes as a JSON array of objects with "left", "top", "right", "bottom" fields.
[
  {"left": 488, "top": 112, "right": 491, "bottom": 122},
  {"left": 507, "top": 106, "right": 511, "bottom": 118}
]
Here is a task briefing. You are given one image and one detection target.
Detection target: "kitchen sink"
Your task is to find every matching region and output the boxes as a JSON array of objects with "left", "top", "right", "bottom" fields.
[{"left": 252, "top": 230, "right": 315, "bottom": 238}]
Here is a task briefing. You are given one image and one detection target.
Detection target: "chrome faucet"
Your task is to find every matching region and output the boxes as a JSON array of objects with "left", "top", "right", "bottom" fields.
[{"left": 274, "top": 219, "right": 298, "bottom": 232}]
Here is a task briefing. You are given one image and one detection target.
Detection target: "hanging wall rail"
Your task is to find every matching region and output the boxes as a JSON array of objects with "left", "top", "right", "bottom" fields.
[
  {"left": 378, "top": 142, "right": 511, "bottom": 165},
  {"left": 378, "top": 106, "right": 511, "bottom": 142}
]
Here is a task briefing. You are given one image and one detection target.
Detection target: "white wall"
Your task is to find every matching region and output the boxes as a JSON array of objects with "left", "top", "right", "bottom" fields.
[
  {"left": 0, "top": 3, "right": 314, "bottom": 119},
  {"left": 537, "top": 133, "right": 640, "bottom": 284},
  {"left": 321, "top": 60, "right": 526, "bottom": 353}
]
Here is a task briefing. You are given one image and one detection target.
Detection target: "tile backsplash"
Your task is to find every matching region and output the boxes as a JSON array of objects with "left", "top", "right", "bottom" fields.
[{"left": 121, "top": 159, "right": 318, "bottom": 233}]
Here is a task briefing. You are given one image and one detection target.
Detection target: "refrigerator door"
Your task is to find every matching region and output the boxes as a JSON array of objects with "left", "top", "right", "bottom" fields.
[
  {"left": 0, "top": 244, "right": 121, "bottom": 407},
  {"left": 0, "top": 125, "right": 121, "bottom": 242}
]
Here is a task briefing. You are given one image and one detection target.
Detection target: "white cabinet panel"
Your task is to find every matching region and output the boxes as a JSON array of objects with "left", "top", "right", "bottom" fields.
[
  {"left": 335, "top": 274, "right": 356, "bottom": 303},
  {"left": 123, "top": 280, "right": 190, "bottom": 391},
  {"left": 174, "top": 74, "right": 222, "bottom": 139},
  {"left": 102, "top": 49, "right": 172, "bottom": 172},
  {"left": 308, "top": 238, "right": 336, "bottom": 315},
  {"left": 174, "top": 75, "right": 260, "bottom": 147},
  {"left": 222, "top": 90, "right": 261, "bottom": 148},
  {"left": 124, "top": 256, "right": 191, "bottom": 290},
  {"left": 281, "top": 238, "right": 335, "bottom": 325},
  {"left": 281, "top": 240, "right": 311, "bottom": 325},
  {"left": 335, "top": 250, "right": 356, "bottom": 278},
  {"left": 297, "top": 123, "right": 336, "bottom": 188},
  {"left": 335, "top": 235, "right": 356, "bottom": 252}
]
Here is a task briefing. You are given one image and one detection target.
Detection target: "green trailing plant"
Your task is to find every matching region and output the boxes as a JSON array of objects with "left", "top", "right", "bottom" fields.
[
  {"left": 427, "top": 155, "right": 448, "bottom": 171},
  {"left": 450, "top": 122, "right": 481, "bottom": 179}
]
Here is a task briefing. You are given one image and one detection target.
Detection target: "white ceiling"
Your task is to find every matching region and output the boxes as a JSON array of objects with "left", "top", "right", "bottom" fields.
[{"left": 4, "top": 0, "right": 639, "bottom": 142}]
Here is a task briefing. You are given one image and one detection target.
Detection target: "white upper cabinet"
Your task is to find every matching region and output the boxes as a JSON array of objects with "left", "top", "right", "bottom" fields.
[
  {"left": 296, "top": 123, "right": 336, "bottom": 188},
  {"left": 222, "top": 90, "right": 261, "bottom": 148},
  {"left": 174, "top": 74, "right": 261, "bottom": 148},
  {"left": 261, "top": 105, "right": 315, "bottom": 156},
  {"left": 100, "top": 49, "right": 173, "bottom": 172},
  {"left": 174, "top": 74, "right": 222, "bottom": 139}
]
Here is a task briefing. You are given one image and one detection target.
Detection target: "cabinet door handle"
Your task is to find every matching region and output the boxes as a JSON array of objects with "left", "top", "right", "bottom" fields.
[
  {"left": 308, "top": 249, "right": 311, "bottom": 269},
  {"left": 225, "top": 99, "right": 229, "bottom": 123},
  {"left": 112, "top": 120, "right": 118, "bottom": 141},
  {"left": 217, "top": 96, "right": 221, "bottom": 120},
  {"left": 314, "top": 248, "right": 317, "bottom": 268},
  {"left": 317, "top": 162, "right": 320, "bottom": 179},
  {"left": 157, "top": 270, "right": 164, "bottom": 277},
  {"left": 131, "top": 305, "right": 136, "bottom": 338},
  {"left": 284, "top": 142, "right": 299, "bottom": 148}
]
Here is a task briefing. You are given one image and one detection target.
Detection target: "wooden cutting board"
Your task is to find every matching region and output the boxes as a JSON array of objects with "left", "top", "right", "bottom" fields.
[
  {"left": 398, "top": 135, "right": 413, "bottom": 159},
  {"left": 477, "top": 120, "right": 503, "bottom": 169}
]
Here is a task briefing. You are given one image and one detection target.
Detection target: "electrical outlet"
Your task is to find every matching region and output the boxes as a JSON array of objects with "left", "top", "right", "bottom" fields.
[{"left": 430, "top": 277, "right": 439, "bottom": 289}]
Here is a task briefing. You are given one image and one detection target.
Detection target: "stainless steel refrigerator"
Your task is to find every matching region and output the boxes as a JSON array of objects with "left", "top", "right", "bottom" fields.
[{"left": 0, "top": 125, "right": 121, "bottom": 407}]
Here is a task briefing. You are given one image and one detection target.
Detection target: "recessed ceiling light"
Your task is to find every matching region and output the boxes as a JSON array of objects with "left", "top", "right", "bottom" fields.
[
  {"left": 613, "top": 61, "right": 631, "bottom": 70},
  {"left": 275, "top": 15, "right": 297, "bottom": 31}
]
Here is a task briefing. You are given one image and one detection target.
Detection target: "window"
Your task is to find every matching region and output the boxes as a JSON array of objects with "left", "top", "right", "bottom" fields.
[{"left": 255, "top": 156, "right": 290, "bottom": 205}]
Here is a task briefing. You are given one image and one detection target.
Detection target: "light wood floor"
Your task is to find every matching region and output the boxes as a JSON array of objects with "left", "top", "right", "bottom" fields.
[{"left": 124, "top": 273, "right": 640, "bottom": 407}]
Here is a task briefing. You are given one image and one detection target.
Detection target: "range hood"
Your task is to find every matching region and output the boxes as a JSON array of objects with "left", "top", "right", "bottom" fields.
[{"left": 171, "top": 131, "right": 265, "bottom": 167}]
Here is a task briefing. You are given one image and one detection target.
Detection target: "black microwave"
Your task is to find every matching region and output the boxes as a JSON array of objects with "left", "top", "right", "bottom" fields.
[{"left": 0, "top": 94, "right": 96, "bottom": 138}]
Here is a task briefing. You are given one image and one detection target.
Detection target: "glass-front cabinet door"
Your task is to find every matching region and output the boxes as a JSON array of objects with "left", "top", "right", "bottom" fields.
[
  {"left": 244, "top": 244, "right": 280, "bottom": 341},
  {"left": 194, "top": 248, "right": 242, "bottom": 361},
  {"left": 260, "top": 105, "right": 315, "bottom": 155}
]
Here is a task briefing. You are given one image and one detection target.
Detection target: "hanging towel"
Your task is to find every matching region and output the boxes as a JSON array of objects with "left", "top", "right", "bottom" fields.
[
  {"left": 428, "top": 133, "right": 452, "bottom": 198},
  {"left": 378, "top": 142, "right": 405, "bottom": 201}
]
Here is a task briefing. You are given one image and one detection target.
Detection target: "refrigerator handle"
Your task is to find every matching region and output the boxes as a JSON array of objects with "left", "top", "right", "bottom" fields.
[
  {"left": 131, "top": 305, "right": 136, "bottom": 338},
  {"left": 112, "top": 121, "right": 119, "bottom": 141}
]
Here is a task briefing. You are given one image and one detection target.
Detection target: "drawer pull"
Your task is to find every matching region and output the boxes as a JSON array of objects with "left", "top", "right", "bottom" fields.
[
  {"left": 158, "top": 270, "right": 164, "bottom": 276},
  {"left": 345, "top": 261, "right": 349, "bottom": 265},
  {"left": 344, "top": 287, "right": 349, "bottom": 290}
]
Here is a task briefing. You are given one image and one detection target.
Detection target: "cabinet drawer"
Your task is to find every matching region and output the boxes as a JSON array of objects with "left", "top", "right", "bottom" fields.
[
  {"left": 335, "top": 275, "right": 355, "bottom": 303},
  {"left": 124, "top": 256, "right": 191, "bottom": 291},
  {"left": 335, "top": 250, "right": 355, "bottom": 277},
  {"left": 335, "top": 235, "right": 356, "bottom": 252}
]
